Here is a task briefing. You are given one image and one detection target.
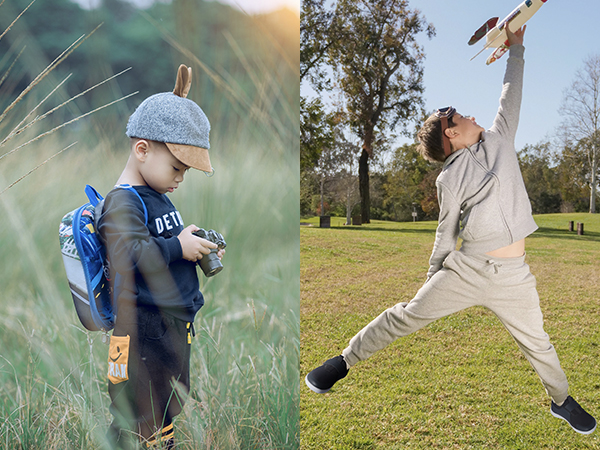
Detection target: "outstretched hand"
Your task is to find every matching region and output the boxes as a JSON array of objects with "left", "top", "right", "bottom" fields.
[{"left": 506, "top": 24, "right": 526, "bottom": 47}]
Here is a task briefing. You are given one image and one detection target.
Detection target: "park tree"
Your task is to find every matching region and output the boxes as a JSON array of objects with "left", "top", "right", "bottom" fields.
[
  {"left": 314, "top": 130, "right": 339, "bottom": 217},
  {"left": 329, "top": 129, "right": 360, "bottom": 224},
  {"left": 300, "top": 97, "right": 335, "bottom": 172},
  {"left": 300, "top": 0, "right": 339, "bottom": 174},
  {"left": 560, "top": 54, "right": 600, "bottom": 213},
  {"left": 328, "top": 0, "right": 434, "bottom": 223},
  {"left": 383, "top": 143, "right": 439, "bottom": 221},
  {"left": 418, "top": 168, "right": 441, "bottom": 219},
  {"left": 335, "top": 167, "right": 360, "bottom": 224},
  {"left": 555, "top": 141, "right": 591, "bottom": 212},
  {"left": 300, "top": 0, "right": 339, "bottom": 87},
  {"left": 312, "top": 120, "right": 357, "bottom": 217},
  {"left": 518, "top": 143, "right": 562, "bottom": 214}
]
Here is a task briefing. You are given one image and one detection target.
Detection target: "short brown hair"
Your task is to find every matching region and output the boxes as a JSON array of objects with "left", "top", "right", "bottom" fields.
[{"left": 417, "top": 113, "right": 455, "bottom": 163}]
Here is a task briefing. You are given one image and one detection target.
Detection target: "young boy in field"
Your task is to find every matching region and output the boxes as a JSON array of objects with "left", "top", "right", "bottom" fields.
[
  {"left": 305, "top": 26, "right": 597, "bottom": 435},
  {"left": 98, "top": 65, "right": 225, "bottom": 449}
]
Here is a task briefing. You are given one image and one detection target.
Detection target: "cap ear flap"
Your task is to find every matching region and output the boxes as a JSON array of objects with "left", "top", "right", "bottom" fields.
[
  {"left": 182, "top": 66, "right": 192, "bottom": 98},
  {"left": 173, "top": 64, "right": 192, "bottom": 98}
]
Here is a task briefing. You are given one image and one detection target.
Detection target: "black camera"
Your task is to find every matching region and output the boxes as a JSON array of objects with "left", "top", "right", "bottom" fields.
[{"left": 192, "top": 229, "right": 227, "bottom": 277}]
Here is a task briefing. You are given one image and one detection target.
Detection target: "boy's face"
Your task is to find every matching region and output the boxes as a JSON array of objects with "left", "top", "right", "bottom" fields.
[
  {"left": 450, "top": 113, "right": 484, "bottom": 147},
  {"left": 137, "top": 140, "right": 190, "bottom": 194}
]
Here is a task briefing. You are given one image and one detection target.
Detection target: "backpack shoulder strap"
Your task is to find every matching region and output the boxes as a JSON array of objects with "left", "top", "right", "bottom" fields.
[
  {"left": 115, "top": 184, "right": 148, "bottom": 226},
  {"left": 85, "top": 184, "right": 104, "bottom": 207},
  {"left": 86, "top": 184, "right": 148, "bottom": 232},
  {"left": 85, "top": 185, "right": 105, "bottom": 234}
]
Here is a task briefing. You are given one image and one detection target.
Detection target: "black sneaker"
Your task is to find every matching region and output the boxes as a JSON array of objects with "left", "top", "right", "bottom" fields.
[
  {"left": 551, "top": 396, "right": 597, "bottom": 435},
  {"left": 305, "top": 355, "right": 349, "bottom": 394}
]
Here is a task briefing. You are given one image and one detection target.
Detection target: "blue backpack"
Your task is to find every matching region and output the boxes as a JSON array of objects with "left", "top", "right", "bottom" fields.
[{"left": 59, "top": 185, "right": 147, "bottom": 332}]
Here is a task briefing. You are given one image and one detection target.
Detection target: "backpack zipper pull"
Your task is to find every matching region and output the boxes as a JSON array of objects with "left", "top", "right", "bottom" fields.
[{"left": 101, "top": 329, "right": 109, "bottom": 344}]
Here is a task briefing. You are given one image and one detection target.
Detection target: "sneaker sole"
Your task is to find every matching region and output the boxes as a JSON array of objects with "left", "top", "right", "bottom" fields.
[
  {"left": 551, "top": 410, "right": 597, "bottom": 435},
  {"left": 304, "top": 375, "right": 331, "bottom": 394}
]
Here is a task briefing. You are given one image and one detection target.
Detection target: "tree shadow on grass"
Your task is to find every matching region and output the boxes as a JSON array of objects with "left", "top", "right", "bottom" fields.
[
  {"left": 355, "top": 225, "right": 600, "bottom": 241},
  {"left": 325, "top": 225, "right": 436, "bottom": 235},
  {"left": 529, "top": 227, "right": 600, "bottom": 242},
  {"left": 302, "top": 223, "right": 600, "bottom": 240}
]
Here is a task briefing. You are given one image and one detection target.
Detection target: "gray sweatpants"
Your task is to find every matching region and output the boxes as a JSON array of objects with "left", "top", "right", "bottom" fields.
[{"left": 342, "top": 250, "right": 569, "bottom": 404}]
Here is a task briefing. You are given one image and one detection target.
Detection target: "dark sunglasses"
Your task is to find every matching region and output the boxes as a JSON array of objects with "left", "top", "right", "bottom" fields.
[
  {"left": 435, "top": 106, "right": 456, "bottom": 158},
  {"left": 435, "top": 106, "right": 456, "bottom": 119}
]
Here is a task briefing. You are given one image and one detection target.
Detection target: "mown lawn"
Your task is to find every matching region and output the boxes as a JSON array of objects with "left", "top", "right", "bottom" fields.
[{"left": 301, "top": 214, "right": 600, "bottom": 449}]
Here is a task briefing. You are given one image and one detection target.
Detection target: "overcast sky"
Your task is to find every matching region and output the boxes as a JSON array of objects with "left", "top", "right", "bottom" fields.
[
  {"left": 72, "top": 0, "right": 300, "bottom": 14},
  {"left": 213, "top": 0, "right": 299, "bottom": 14}
]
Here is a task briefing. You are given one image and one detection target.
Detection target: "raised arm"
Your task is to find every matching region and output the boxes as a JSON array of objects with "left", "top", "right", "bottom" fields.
[{"left": 489, "top": 25, "right": 527, "bottom": 141}]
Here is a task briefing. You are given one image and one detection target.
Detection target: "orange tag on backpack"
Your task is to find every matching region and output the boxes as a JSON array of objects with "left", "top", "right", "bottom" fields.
[{"left": 108, "top": 335, "right": 130, "bottom": 384}]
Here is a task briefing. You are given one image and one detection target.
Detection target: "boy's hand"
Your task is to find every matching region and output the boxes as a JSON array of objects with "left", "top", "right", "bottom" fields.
[
  {"left": 506, "top": 24, "right": 526, "bottom": 47},
  {"left": 178, "top": 225, "right": 218, "bottom": 262}
]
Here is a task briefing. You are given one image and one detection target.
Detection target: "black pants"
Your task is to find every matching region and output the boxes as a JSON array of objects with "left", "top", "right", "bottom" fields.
[{"left": 107, "top": 301, "right": 191, "bottom": 448}]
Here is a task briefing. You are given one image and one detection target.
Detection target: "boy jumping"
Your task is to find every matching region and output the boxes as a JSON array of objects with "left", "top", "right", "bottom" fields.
[
  {"left": 99, "top": 65, "right": 225, "bottom": 449},
  {"left": 305, "top": 26, "right": 596, "bottom": 435}
]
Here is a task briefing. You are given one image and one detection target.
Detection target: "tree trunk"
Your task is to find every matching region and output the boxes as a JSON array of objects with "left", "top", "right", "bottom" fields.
[
  {"left": 320, "top": 174, "right": 325, "bottom": 216},
  {"left": 359, "top": 149, "right": 370, "bottom": 223},
  {"left": 346, "top": 185, "right": 352, "bottom": 225},
  {"left": 591, "top": 145, "right": 598, "bottom": 213}
]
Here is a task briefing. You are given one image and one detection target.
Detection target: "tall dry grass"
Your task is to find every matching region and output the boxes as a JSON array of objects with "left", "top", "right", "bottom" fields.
[{"left": 0, "top": 1, "right": 299, "bottom": 448}]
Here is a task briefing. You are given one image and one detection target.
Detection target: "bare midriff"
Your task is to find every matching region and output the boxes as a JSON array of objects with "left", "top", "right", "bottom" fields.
[{"left": 485, "top": 238, "right": 525, "bottom": 258}]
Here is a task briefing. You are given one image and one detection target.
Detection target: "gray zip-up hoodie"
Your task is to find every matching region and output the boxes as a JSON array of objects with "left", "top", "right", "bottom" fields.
[{"left": 428, "top": 44, "right": 538, "bottom": 279}]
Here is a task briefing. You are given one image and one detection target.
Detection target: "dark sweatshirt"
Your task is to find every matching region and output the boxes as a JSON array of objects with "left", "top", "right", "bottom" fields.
[{"left": 98, "top": 185, "right": 203, "bottom": 322}]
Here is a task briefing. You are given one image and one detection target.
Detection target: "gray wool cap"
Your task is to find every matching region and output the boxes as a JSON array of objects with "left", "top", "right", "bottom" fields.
[{"left": 126, "top": 92, "right": 210, "bottom": 150}]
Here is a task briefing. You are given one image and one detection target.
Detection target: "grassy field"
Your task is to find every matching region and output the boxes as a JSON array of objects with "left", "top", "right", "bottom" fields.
[
  {"left": 0, "top": 122, "right": 299, "bottom": 448},
  {"left": 0, "top": 2, "right": 299, "bottom": 446},
  {"left": 301, "top": 214, "right": 600, "bottom": 449}
]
